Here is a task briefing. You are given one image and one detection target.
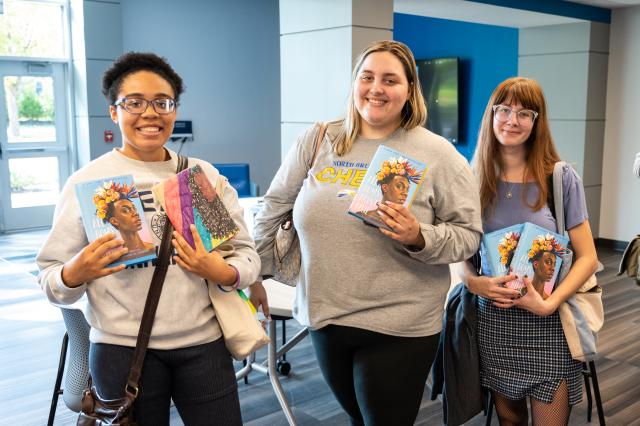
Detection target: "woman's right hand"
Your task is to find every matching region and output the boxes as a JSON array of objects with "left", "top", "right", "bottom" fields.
[
  {"left": 248, "top": 281, "right": 270, "bottom": 319},
  {"left": 466, "top": 274, "right": 521, "bottom": 306},
  {"left": 61, "top": 233, "right": 128, "bottom": 288}
]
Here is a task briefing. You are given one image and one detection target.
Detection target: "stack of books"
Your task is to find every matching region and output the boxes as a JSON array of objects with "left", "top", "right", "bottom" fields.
[{"left": 482, "top": 222, "right": 569, "bottom": 298}]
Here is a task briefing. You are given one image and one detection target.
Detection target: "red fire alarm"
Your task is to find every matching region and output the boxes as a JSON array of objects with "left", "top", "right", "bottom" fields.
[{"left": 104, "top": 130, "right": 114, "bottom": 143}]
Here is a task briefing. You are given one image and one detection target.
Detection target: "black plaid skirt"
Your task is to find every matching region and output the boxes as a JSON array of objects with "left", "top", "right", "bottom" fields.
[{"left": 477, "top": 297, "right": 583, "bottom": 405}]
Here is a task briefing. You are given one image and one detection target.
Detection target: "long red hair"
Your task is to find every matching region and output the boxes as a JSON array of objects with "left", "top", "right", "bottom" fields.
[{"left": 472, "top": 77, "right": 560, "bottom": 217}]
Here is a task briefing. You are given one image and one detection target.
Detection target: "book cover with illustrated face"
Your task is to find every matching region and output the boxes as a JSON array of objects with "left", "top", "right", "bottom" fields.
[
  {"left": 347, "top": 145, "right": 426, "bottom": 230},
  {"left": 75, "top": 175, "right": 157, "bottom": 267},
  {"left": 507, "top": 222, "right": 570, "bottom": 298},
  {"left": 481, "top": 224, "right": 524, "bottom": 277},
  {"left": 152, "top": 164, "right": 238, "bottom": 252}
]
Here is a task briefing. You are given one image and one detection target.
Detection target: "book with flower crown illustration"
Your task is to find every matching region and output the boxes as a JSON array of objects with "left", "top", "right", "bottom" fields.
[
  {"left": 506, "top": 222, "right": 570, "bottom": 298},
  {"left": 152, "top": 164, "right": 238, "bottom": 252},
  {"left": 347, "top": 145, "right": 426, "bottom": 230},
  {"left": 75, "top": 175, "right": 157, "bottom": 267},
  {"left": 481, "top": 224, "right": 524, "bottom": 277}
]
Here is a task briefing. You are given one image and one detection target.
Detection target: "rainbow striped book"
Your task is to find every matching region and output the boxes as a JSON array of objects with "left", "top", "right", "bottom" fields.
[{"left": 152, "top": 165, "right": 238, "bottom": 252}]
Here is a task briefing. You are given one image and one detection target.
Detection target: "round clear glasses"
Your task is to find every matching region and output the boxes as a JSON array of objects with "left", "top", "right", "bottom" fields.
[
  {"left": 492, "top": 104, "right": 538, "bottom": 126},
  {"left": 114, "top": 97, "right": 177, "bottom": 115}
]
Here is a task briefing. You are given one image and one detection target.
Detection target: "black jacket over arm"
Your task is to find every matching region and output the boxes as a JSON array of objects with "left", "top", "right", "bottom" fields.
[{"left": 430, "top": 283, "right": 485, "bottom": 425}]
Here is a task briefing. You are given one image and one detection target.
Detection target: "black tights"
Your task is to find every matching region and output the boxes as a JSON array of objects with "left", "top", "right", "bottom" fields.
[
  {"left": 493, "top": 380, "right": 571, "bottom": 426},
  {"left": 309, "top": 325, "right": 439, "bottom": 426}
]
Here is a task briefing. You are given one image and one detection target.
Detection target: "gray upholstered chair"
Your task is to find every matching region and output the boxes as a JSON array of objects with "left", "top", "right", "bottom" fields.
[{"left": 48, "top": 306, "right": 90, "bottom": 425}]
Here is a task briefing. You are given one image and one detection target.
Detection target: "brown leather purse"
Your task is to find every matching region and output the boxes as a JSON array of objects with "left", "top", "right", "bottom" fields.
[
  {"left": 272, "top": 122, "right": 327, "bottom": 286},
  {"left": 77, "top": 155, "right": 188, "bottom": 426}
]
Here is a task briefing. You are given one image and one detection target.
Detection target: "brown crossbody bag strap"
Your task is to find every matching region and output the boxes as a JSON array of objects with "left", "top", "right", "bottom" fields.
[
  {"left": 124, "top": 154, "right": 188, "bottom": 397},
  {"left": 311, "top": 122, "right": 327, "bottom": 166}
]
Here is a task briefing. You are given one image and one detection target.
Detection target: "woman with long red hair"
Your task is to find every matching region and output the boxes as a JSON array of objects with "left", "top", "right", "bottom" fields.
[{"left": 459, "top": 77, "right": 598, "bottom": 425}]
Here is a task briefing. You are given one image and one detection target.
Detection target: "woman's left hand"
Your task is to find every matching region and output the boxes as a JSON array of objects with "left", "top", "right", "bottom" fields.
[
  {"left": 511, "top": 277, "right": 556, "bottom": 316},
  {"left": 377, "top": 201, "right": 425, "bottom": 249},
  {"left": 172, "top": 224, "right": 236, "bottom": 285}
]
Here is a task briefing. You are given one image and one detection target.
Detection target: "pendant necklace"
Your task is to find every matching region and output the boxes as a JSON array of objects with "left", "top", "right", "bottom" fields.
[{"left": 503, "top": 173, "right": 517, "bottom": 199}]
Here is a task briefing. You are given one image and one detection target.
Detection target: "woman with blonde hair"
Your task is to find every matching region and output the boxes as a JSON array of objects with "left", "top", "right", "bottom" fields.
[
  {"left": 459, "top": 77, "right": 597, "bottom": 425},
  {"left": 251, "top": 40, "right": 482, "bottom": 424}
]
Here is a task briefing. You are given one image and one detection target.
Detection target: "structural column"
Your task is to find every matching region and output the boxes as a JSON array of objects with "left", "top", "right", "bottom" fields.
[
  {"left": 70, "top": 0, "right": 123, "bottom": 166},
  {"left": 519, "top": 22, "right": 609, "bottom": 237},
  {"left": 279, "top": 0, "right": 393, "bottom": 160}
]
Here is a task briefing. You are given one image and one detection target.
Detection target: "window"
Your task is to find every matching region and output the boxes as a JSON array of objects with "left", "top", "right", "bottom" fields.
[{"left": 0, "top": 0, "right": 66, "bottom": 58}]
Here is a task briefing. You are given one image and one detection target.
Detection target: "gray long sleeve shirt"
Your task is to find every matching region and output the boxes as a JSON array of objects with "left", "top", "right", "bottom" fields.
[
  {"left": 254, "top": 123, "right": 482, "bottom": 336},
  {"left": 37, "top": 149, "right": 260, "bottom": 349}
]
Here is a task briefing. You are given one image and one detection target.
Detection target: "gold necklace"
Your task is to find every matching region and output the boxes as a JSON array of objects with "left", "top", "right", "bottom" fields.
[{"left": 503, "top": 173, "right": 517, "bottom": 199}]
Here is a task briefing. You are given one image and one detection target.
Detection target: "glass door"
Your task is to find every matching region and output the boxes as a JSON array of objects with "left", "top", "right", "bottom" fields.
[{"left": 0, "top": 60, "right": 70, "bottom": 231}]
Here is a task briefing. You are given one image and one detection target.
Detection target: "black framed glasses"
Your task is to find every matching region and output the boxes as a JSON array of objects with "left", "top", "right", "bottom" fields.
[
  {"left": 492, "top": 104, "right": 538, "bottom": 125},
  {"left": 114, "top": 97, "right": 177, "bottom": 115}
]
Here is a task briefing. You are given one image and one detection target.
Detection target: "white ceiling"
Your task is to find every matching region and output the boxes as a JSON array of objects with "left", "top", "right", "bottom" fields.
[{"left": 394, "top": 0, "right": 639, "bottom": 28}]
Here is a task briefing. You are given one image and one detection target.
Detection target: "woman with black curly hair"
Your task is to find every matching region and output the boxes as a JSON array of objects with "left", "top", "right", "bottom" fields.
[{"left": 37, "top": 52, "right": 259, "bottom": 425}]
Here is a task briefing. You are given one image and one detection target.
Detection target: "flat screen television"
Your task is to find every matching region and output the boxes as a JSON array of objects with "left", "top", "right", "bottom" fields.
[{"left": 416, "top": 57, "right": 459, "bottom": 144}]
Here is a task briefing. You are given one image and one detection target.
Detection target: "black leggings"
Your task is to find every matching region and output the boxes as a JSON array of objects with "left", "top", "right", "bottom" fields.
[
  {"left": 309, "top": 325, "right": 440, "bottom": 426},
  {"left": 89, "top": 338, "right": 242, "bottom": 426}
]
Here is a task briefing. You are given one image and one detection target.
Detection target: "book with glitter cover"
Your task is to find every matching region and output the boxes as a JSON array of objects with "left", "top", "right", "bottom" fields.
[
  {"left": 481, "top": 224, "right": 524, "bottom": 277},
  {"left": 507, "top": 222, "right": 570, "bottom": 298},
  {"left": 152, "top": 164, "right": 239, "bottom": 252},
  {"left": 75, "top": 175, "right": 157, "bottom": 267},
  {"left": 347, "top": 145, "right": 426, "bottom": 230}
]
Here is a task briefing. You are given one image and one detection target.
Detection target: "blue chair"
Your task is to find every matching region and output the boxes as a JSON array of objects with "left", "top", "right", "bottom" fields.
[{"left": 212, "top": 163, "right": 258, "bottom": 197}]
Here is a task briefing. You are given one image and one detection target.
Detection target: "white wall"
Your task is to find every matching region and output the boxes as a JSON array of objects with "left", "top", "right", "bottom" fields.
[
  {"left": 119, "top": 0, "right": 281, "bottom": 193},
  {"left": 519, "top": 22, "right": 609, "bottom": 238},
  {"left": 280, "top": 0, "right": 392, "bottom": 160},
  {"left": 599, "top": 6, "right": 640, "bottom": 242}
]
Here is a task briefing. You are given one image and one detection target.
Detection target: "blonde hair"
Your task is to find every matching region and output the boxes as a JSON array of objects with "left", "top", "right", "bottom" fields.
[
  {"left": 471, "top": 77, "right": 560, "bottom": 216},
  {"left": 332, "top": 40, "right": 427, "bottom": 156}
]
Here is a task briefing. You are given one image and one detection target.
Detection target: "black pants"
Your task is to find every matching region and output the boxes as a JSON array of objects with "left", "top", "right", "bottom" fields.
[
  {"left": 309, "top": 325, "right": 440, "bottom": 426},
  {"left": 89, "top": 338, "right": 242, "bottom": 426}
]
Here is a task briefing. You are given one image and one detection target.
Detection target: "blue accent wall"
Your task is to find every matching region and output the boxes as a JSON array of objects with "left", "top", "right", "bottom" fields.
[{"left": 394, "top": 13, "right": 518, "bottom": 160}]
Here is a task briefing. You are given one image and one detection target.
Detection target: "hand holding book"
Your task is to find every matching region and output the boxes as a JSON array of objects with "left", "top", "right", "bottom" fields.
[
  {"left": 348, "top": 145, "right": 426, "bottom": 235},
  {"left": 466, "top": 273, "right": 520, "bottom": 304},
  {"left": 509, "top": 275, "right": 558, "bottom": 317},
  {"left": 376, "top": 201, "right": 425, "bottom": 248},
  {"left": 74, "top": 175, "right": 157, "bottom": 270},
  {"left": 480, "top": 222, "right": 570, "bottom": 309},
  {"left": 152, "top": 165, "right": 239, "bottom": 252},
  {"left": 61, "top": 233, "right": 128, "bottom": 288},
  {"left": 172, "top": 224, "right": 238, "bottom": 285}
]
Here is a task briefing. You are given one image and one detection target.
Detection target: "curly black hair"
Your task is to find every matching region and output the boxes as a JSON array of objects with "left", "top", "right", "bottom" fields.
[{"left": 101, "top": 52, "right": 185, "bottom": 104}]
